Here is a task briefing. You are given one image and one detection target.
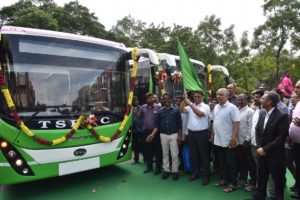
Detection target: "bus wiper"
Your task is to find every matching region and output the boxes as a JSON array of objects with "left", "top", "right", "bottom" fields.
[
  {"left": 23, "top": 110, "right": 43, "bottom": 124},
  {"left": 56, "top": 104, "right": 81, "bottom": 114}
]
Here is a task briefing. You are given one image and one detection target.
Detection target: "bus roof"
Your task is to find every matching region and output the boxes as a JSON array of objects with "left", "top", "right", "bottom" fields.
[
  {"left": 0, "top": 26, "right": 126, "bottom": 50},
  {"left": 172, "top": 55, "right": 205, "bottom": 67},
  {"left": 158, "top": 53, "right": 205, "bottom": 67},
  {"left": 157, "top": 53, "right": 177, "bottom": 67}
]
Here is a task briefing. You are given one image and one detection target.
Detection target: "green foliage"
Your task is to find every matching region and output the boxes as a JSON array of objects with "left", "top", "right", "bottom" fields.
[
  {"left": 139, "top": 23, "right": 170, "bottom": 52},
  {"left": 1, "top": 0, "right": 300, "bottom": 94},
  {"left": 0, "top": 0, "right": 107, "bottom": 37},
  {"left": 252, "top": 0, "right": 300, "bottom": 82},
  {"left": 110, "top": 14, "right": 145, "bottom": 46},
  {"left": 13, "top": 6, "right": 58, "bottom": 30},
  {"left": 195, "top": 15, "right": 223, "bottom": 65}
]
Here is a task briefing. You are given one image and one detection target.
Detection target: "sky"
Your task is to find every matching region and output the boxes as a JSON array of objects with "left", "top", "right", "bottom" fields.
[{"left": 0, "top": 0, "right": 266, "bottom": 40}]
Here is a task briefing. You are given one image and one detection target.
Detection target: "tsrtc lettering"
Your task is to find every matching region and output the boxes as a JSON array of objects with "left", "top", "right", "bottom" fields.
[
  {"left": 38, "top": 121, "right": 51, "bottom": 129},
  {"left": 38, "top": 117, "right": 111, "bottom": 129},
  {"left": 56, "top": 120, "right": 67, "bottom": 128}
]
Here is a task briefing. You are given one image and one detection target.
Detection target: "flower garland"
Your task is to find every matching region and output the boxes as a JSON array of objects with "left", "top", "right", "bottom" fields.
[
  {"left": 96, "top": 47, "right": 139, "bottom": 141},
  {"left": 155, "top": 67, "right": 167, "bottom": 95},
  {"left": 0, "top": 47, "right": 139, "bottom": 145}
]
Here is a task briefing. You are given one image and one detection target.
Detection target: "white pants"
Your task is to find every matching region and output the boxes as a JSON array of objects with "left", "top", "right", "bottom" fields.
[{"left": 160, "top": 133, "right": 179, "bottom": 173}]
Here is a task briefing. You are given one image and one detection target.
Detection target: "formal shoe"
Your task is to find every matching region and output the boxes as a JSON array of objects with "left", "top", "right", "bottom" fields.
[
  {"left": 143, "top": 168, "right": 153, "bottom": 173},
  {"left": 214, "top": 180, "right": 227, "bottom": 187},
  {"left": 189, "top": 174, "right": 198, "bottom": 181},
  {"left": 161, "top": 171, "right": 170, "bottom": 179},
  {"left": 244, "top": 184, "right": 256, "bottom": 192},
  {"left": 202, "top": 178, "right": 210, "bottom": 185},
  {"left": 154, "top": 168, "right": 161, "bottom": 175},
  {"left": 172, "top": 173, "right": 179, "bottom": 181},
  {"left": 131, "top": 161, "right": 139, "bottom": 165}
]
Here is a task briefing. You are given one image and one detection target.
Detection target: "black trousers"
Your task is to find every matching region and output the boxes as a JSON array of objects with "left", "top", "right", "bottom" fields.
[
  {"left": 142, "top": 131, "right": 162, "bottom": 170},
  {"left": 254, "top": 152, "right": 286, "bottom": 200},
  {"left": 237, "top": 145, "right": 257, "bottom": 185},
  {"left": 216, "top": 146, "right": 238, "bottom": 186},
  {"left": 294, "top": 143, "right": 300, "bottom": 198},
  {"left": 178, "top": 140, "right": 184, "bottom": 171},
  {"left": 132, "top": 131, "right": 144, "bottom": 162},
  {"left": 188, "top": 130, "right": 211, "bottom": 178}
]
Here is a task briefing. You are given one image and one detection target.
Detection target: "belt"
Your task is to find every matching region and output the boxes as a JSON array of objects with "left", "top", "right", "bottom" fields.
[
  {"left": 189, "top": 129, "right": 209, "bottom": 133},
  {"left": 161, "top": 132, "right": 177, "bottom": 135}
]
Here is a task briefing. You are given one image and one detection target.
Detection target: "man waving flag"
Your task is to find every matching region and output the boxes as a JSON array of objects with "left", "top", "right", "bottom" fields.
[{"left": 177, "top": 38, "right": 207, "bottom": 101}]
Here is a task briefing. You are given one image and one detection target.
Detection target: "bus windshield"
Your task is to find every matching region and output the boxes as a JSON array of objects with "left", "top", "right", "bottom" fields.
[{"left": 0, "top": 34, "right": 129, "bottom": 123}]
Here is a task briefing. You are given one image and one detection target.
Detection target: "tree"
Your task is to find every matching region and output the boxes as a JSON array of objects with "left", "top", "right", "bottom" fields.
[
  {"left": 252, "top": 0, "right": 300, "bottom": 83},
  {"left": 219, "top": 25, "right": 239, "bottom": 68},
  {"left": 251, "top": 48, "right": 277, "bottom": 88},
  {"left": 110, "top": 15, "right": 146, "bottom": 46},
  {"left": 165, "top": 25, "right": 201, "bottom": 57},
  {"left": 139, "top": 23, "right": 170, "bottom": 52},
  {"left": 195, "top": 15, "right": 224, "bottom": 65},
  {"left": 0, "top": 0, "right": 58, "bottom": 30},
  {"left": 60, "top": 1, "right": 106, "bottom": 38},
  {"left": 0, "top": 0, "right": 107, "bottom": 38}
]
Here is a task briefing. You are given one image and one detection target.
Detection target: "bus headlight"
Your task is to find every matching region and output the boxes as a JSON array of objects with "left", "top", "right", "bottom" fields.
[
  {"left": 23, "top": 168, "right": 29, "bottom": 174},
  {"left": 8, "top": 150, "right": 16, "bottom": 158},
  {"left": 117, "top": 128, "right": 131, "bottom": 160},
  {"left": 1, "top": 141, "right": 8, "bottom": 148},
  {"left": 0, "top": 138, "right": 34, "bottom": 176},
  {"left": 16, "top": 159, "right": 23, "bottom": 166}
]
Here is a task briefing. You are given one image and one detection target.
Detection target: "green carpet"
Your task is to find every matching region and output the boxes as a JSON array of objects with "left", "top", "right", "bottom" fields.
[{"left": 0, "top": 162, "right": 295, "bottom": 200}]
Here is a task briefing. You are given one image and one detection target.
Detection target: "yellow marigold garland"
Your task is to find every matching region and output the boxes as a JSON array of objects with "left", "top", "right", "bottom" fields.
[
  {"left": 19, "top": 122, "right": 34, "bottom": 137},
  {"left": 52, "top": 137, "right": 66, "bottom": 146},
  {"left": 2, "top": 88, "right": 15, "bottom": 109}
]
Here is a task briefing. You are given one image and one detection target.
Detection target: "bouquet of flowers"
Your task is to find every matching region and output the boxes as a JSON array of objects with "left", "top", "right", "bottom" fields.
[
  {"left": 171, "top": 70, "right": 182, "bottom": 84},
  {"left": 155, "top": 67, "right": 168, "bottom": 82},
  {"left": 85, "top": 114, "right": 98, "bottom": 126}
]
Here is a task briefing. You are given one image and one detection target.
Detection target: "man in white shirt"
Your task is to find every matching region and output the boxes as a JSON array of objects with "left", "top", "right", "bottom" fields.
[
  {"left": 175, "top": 96, "right": 189, "bottom": 173},
  {"left": 179, "top": 90, "right": 211, "bottom": 185},
  {"left": 244, "top": 90, "right": 264, "bottom": 192},
  {"left": 211, "top": 88, "right": 240, "bottom": 192},
  {"left": 236, "top": 94, "right": 256, "bottom": 190}
]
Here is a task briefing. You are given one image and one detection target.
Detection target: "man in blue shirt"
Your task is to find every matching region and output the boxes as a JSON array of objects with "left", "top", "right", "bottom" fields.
[
  {"left": 153, "top": 93, "right": 182, "bottom": 180},
  {"left": 132, "top": 96, "right": 144, "bottom": 164}
]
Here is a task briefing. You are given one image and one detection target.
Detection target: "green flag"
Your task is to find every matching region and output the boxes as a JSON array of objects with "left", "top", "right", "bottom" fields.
[
  {"left": 177, "top": 38, "right": 206, "bottom": 93},
  {"left": 149, "top": 72, "right": 153, "bottom": 94},
  {"left": 177, "top": 38, "right": 207, "bottom": 102}
]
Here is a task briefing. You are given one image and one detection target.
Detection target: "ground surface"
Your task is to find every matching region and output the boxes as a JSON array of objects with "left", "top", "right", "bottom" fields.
[{"left": 0, "top": 161, "right": 294, "bottom": 200}]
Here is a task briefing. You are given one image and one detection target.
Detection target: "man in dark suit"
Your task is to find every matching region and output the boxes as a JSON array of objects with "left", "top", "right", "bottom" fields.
[{"left": 254, "top": 92, "right": 289, "bottom": 200}]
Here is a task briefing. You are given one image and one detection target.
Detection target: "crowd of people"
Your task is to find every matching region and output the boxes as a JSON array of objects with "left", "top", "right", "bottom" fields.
[{"left": 131, "top": 70, "right": 300, "bottom": 200}]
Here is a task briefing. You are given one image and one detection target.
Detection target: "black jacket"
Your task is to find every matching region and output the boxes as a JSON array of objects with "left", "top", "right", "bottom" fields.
[{"left": 255, "top": 107, "right": 289, "bottom": 155}]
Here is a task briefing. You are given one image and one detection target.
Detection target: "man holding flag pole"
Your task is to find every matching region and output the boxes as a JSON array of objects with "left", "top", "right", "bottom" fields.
[{"left": 178, "top": 39, "right": 211, "bottom": 185}]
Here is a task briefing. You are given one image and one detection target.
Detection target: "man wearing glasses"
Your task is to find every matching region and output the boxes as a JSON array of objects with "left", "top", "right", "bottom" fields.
[{"left": 179, "top": 90, "right": 211, "bottom": 185}]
